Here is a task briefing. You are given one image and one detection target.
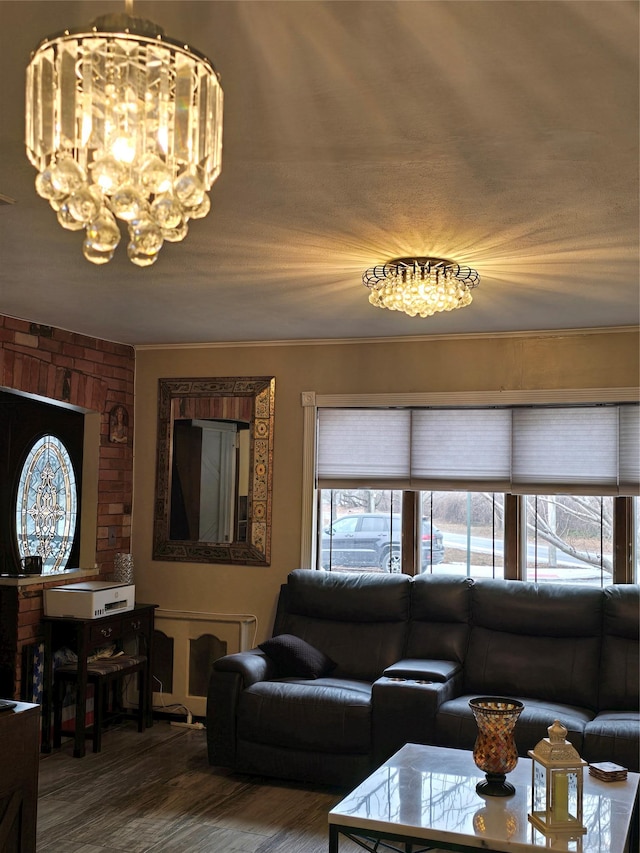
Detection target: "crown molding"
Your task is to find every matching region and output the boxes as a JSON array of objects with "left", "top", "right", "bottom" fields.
[{"left": 135, "top": 325, "right": 639, "bottom": 352}]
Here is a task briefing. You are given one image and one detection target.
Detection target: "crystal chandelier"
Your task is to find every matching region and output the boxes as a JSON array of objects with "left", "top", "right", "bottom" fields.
[
  {"left": 25, "top": 13, "right": 223, "bottom": 267},
  {"left": 363, "top": 257, "right": 480, "bottom": 317}
]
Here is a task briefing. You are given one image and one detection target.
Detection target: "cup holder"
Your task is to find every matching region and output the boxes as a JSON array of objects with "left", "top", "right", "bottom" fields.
[{"left": 386, "top": 676, "right": 433, "bottom": 684}]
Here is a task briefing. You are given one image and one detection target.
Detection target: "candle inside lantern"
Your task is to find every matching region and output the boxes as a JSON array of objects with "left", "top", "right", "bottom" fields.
[{"left": 552, "top": 771, "right": 570, "bottom": 821}]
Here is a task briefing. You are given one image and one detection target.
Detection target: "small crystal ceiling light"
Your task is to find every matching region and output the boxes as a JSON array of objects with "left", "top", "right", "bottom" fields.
[
  {"left": 25, "top": 13, "right": 223, "bottom": 267},
  {"left": 363, "top": 256, "right": 480, "bottom": 318}
]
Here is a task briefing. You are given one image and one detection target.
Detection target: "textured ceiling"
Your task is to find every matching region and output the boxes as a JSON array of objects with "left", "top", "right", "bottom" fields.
[{"left": 0, "top": 0, "right": 638, "bottom": 346}]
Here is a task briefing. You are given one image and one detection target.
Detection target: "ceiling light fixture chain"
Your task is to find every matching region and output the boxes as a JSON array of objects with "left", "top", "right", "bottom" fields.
[
  {"left": 362, "top": 256, "right": 480, "bottom": 318},
  {"left": 25, "top": 13, "right": 223, "bottom": 267}
]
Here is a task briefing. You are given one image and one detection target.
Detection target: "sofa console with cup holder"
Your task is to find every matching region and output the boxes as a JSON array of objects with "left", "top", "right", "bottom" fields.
[{"left": 206, "top": 569, "right": 639, "bottom": 788}]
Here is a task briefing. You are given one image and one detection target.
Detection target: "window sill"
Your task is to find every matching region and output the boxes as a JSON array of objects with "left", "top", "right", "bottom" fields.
[{"left": 0, "top": 567, "right": 100, "bottom": 587}]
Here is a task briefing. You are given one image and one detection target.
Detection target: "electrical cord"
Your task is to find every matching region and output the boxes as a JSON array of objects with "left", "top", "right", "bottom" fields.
[{"left": 152, "top": 676, "right": 204, "bottom": 729}]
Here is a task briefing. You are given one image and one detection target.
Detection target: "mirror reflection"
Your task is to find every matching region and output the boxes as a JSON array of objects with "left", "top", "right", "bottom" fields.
[
  {"left": 170, "top": 418, "right": 250, "bottom": 543},
  {"left": 153, "top": 377, "right": 275, "bottom": 565}
]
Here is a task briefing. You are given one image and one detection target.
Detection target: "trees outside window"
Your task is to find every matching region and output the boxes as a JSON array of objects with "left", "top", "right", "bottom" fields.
[{"left": 523, "top": 495, "right": 613, "bottom": 584}]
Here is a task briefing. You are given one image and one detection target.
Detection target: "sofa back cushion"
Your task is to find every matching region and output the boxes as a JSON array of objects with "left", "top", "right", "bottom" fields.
[
  {"left": 406, "top": 575, "right": 473, "bottom": 663},
  {"left": 274, "top": 569, "right": 411, "bottom": 681},
  {"left": 599, "top": 585, "right": 639, "bottom": 710},
  {"left": 464, "top": 579, "right": 602, "bottom": 710}
]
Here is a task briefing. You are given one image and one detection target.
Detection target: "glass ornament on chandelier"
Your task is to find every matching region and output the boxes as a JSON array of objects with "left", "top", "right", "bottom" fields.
[
  {"left": 25, "top": 13, "right": 223, "bottom": 266},
  {"left": 362, "top": 257, "right": 479, "bottom": 318}
]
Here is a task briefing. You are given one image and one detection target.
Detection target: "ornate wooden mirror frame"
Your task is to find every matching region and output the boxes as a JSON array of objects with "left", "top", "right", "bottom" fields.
[{"left": 153, "top": 376, "right": 275, "bottom": 565}]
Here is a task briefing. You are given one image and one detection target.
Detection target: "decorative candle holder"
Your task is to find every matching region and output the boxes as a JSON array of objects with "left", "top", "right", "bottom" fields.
[
  {"left": 528, "top": 720, "right": 587, "bottom": 836},
  {"left": 469, "top": 697, "right": 524, "bottom": 797},
  {"left": 113, "top": 553, "right": 134, "bottom": 584}
]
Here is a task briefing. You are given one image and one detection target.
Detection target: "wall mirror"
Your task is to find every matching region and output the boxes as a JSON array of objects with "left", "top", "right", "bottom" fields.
[{"left": 153, "top": 377, "right": 275, "bottom": 565}]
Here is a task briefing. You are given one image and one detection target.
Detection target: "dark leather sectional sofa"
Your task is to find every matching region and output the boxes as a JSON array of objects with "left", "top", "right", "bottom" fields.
[{"left": 206, "top": 569, "right": 639, "bottom": 788}]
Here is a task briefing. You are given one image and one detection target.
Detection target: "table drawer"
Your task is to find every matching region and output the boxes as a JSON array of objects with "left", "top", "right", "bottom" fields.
[
  {"left": 90, "top": 618, "right": 121, "bottom": 645},
  {"left": 122, "top": 610, "right": 151, "bottom": 637}
]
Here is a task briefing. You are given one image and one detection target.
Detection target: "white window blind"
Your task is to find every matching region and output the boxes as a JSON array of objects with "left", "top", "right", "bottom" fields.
[
  {"left": 317, "top": 404, "right": 639, "bottom": 494},
  {"left": 317, "top": 409, "right": 411, "bottom": 486},
  {"left": 411, "top": 409, "right": 511, "bottom": 489},
  {"left": 511, "top": 407, "right": 618, "bottom": 493},
  {"left": 619, "top": 405, "right": 640, "bottom": 492}
]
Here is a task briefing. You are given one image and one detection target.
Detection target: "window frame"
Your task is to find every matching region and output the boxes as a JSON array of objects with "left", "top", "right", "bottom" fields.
[
  {"left": 0, "top": 391, "right": 84, "bottom": 576},
  {"left": 301, "top": 388, "right": 639, "bottom": 583}
]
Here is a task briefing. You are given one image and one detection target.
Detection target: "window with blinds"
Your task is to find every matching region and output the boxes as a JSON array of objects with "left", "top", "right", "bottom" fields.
[
  {"left": 317, "top": 404, "right": 639, "bottom": 496},
  {"left": 315, "top": 403, "right": 638, "bottom": 585}
]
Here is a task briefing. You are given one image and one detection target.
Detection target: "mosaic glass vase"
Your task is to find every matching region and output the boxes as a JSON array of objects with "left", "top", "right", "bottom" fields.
[
  {"left": 469, "top": 697, "right": 524, "bottom": 797},
  {"left": 113, "top": 553, "right": 134, "bottom": 584}
]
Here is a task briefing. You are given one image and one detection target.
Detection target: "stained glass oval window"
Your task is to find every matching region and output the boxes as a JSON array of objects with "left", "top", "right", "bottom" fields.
[{"left": 15, "top": 434, "right": 78, "bottom": 574}]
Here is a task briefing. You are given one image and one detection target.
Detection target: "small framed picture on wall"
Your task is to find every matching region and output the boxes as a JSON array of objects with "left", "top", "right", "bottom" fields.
[{"left": 109, "top": 405, "right": 129, "bottom": 444}]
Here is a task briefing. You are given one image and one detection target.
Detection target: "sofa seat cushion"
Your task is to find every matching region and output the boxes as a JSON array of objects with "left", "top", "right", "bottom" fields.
[
  {"left": 237, "top": 677, "right": 372, "bottom": 753},
  {"left": 436, "top": 694, "right": 594, "bottom": 757},
  {"left": 583, "top": 711, "right": 640, "bottom": 772}
]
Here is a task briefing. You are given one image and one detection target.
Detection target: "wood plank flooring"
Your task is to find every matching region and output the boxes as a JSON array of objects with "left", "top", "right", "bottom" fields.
[{"left": 37, "top": 721, "right": 363, "bottom": 853}]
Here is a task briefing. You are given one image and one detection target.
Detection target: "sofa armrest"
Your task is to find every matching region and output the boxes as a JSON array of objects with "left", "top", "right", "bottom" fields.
[
  {"left": 383, "top": 658, "right": 461, "bottom": 683},
  {"left": 213, "top": 649, "right": 278, "bottom": 687},
  {"left": 372, "top": 672, "right": 463, "bottom": 764},
  {"left": 206, "top": 650, "right": 278, "bottom": 768}
]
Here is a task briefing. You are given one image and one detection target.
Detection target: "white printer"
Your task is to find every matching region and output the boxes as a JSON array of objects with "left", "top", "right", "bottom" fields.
[{"left": 44, "top": 581, "right": 135, "bottom": 619}]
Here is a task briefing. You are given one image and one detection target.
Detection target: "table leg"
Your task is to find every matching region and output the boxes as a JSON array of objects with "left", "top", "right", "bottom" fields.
[
  {"left": 328, "top": 824, "right": 339, "bottom": 853},
  {"left": 73, "top": 626, "right": 87, "bottom": 758},
  {"left": 144, "top": 621, "right": 154, "bottom": 728},
  {"left": 41, "top": 621, "right": 53, "bottom": 753}
]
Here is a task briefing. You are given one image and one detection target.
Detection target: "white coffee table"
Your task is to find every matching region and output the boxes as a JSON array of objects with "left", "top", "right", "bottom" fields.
[{"left": 328, "top": 743, "right": 639, "bottom": 853}]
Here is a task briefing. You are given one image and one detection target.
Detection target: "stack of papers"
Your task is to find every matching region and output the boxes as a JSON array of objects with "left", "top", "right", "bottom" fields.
[{"left": 589, "top": 762, "right": 627, "bottom": 782}]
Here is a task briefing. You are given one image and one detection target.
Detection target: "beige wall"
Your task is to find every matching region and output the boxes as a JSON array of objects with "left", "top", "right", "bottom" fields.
[{"left": 132, "top": 328, "right": 639, "bottom": 642}]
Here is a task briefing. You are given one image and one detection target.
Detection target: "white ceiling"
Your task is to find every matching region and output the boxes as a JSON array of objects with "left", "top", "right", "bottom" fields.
[{"left": 0, "top": 0, "right": 638, "bottom": 346}]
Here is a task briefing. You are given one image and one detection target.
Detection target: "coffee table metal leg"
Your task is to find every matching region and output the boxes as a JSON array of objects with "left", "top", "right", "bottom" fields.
[{"left": 328, "top": 823, "right": 439, "bottom": 853}]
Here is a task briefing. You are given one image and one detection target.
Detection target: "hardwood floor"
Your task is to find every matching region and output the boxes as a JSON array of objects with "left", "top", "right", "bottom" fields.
[{"left": 37, "top": 721, "right": 362, "bottom": 853}]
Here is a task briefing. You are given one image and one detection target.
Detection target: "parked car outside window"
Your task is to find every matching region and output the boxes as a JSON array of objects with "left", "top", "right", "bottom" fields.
[{"left": 321, "top": 513, "right": 445, "bottom": 572}]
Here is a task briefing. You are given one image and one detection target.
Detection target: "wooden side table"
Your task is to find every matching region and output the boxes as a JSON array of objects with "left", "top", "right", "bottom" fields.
[
  {"left": 0, "top": 701, "right": 40, "bottom": 853},
  {"left": 41, "top": 603, "right": 157, "bottom": 757}
]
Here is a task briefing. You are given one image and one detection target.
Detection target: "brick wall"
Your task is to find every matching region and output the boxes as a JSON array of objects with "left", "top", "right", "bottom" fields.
[{"left": 0, "top": 313, "right": 135, "bottom": 697}]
